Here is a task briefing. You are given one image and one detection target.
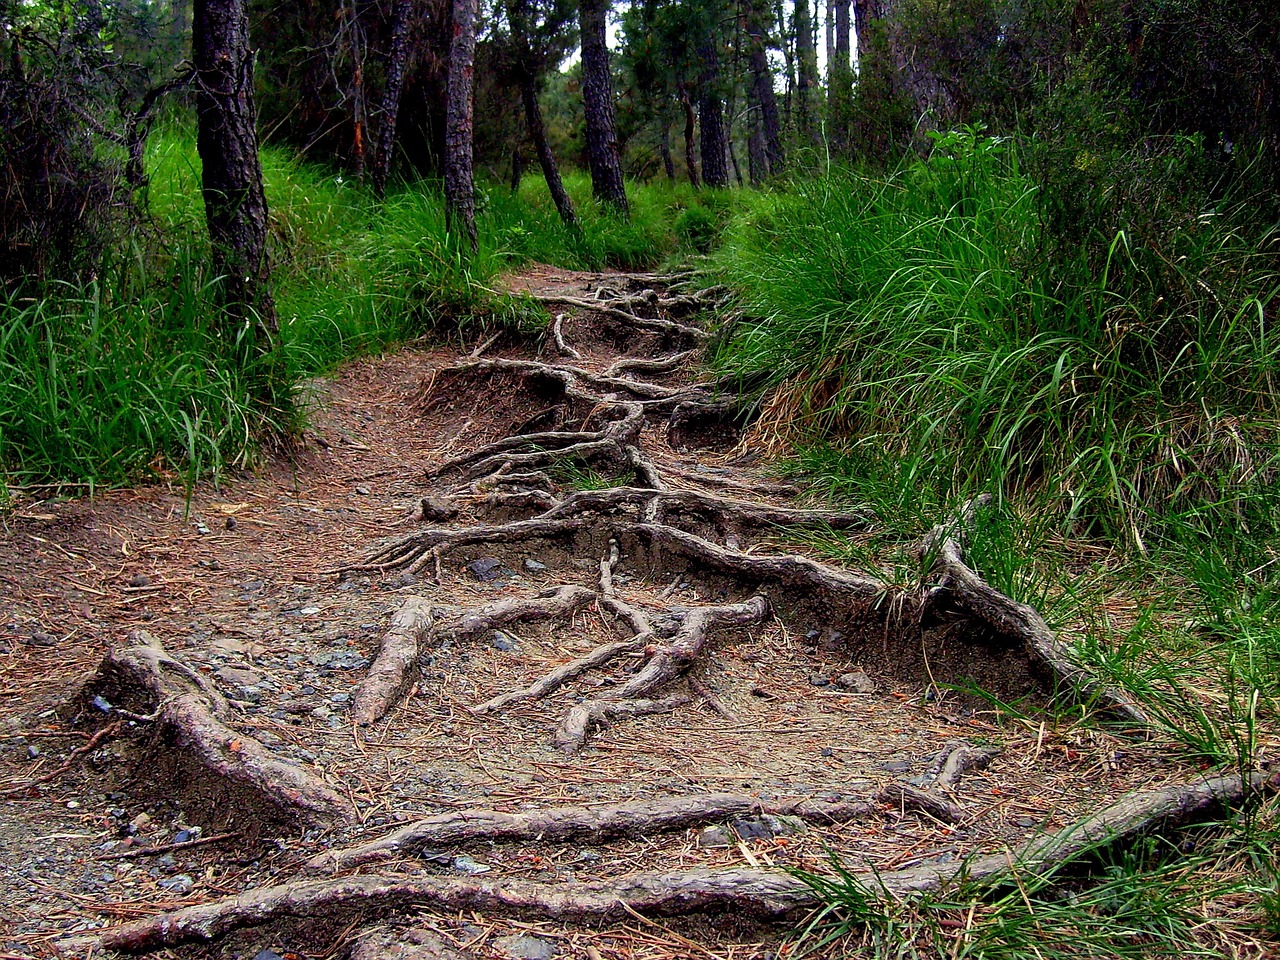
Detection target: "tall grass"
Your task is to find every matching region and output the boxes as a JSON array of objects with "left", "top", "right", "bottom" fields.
[
  {"left": 0, "top": 127, "right": 729, "bottom": 488},
  {"left": 713, "top": 126, "right": 1280, "bottom": 548}
]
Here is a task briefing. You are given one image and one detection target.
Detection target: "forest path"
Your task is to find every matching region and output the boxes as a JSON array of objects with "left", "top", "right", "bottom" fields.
[{"left": 0, "top": 266, "right": 1212, "bottom": 959}]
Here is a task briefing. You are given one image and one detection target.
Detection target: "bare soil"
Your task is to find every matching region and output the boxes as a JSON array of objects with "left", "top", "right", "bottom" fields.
[{"left": 0, "top": 267, "right": 1201, "bottom": 960}]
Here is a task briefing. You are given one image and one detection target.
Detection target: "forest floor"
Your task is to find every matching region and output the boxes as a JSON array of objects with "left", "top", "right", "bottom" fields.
[{"left": 0, "top": 266, "right": 1226, "bottom": 960}]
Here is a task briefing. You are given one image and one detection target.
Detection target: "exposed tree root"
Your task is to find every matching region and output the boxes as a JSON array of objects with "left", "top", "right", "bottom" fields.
[
  {"left": 352, "top": 598, "right": 434, "bottom": 727},
  {"left": 306, "top": 792, "right": 879, "bottom": 874},
  {"left": 77, "top": 632, "right": 353, "bottom": 829},
  {"left": 920, "top": 496, "right": 1149, "bottom": 727},
  {"left": 531, "top": 293, "right": 710, "bottom": 341},
  {"left": 99, "top": 772, "right": 1278, "bottom": 953}
]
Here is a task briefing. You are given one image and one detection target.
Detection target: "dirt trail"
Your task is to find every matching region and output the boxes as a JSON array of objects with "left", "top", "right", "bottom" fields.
[{"left": 0, "top": 267, "right": 1219, "bottom": 959}]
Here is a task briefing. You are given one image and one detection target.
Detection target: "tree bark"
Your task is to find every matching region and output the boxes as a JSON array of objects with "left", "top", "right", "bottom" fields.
[
  {"left": 659, "top": 121, "right": 676, "bottom": 181},
  {"left": 830, "top": 0, "right": 852, "bottom": 153},
  {"left": 744, "top": 0, "right": 784, "bottom": 175},
  {"left": 698, "top": 41, "right": 729, "bottom": 187},
  {"left": 520, "top": 72, "right": 578, "bottom": 229},
  {"left": 371, "top": 0, "right": 414, "bottom": 198},
  {"left": 677, "top": 83, "right": 701, "bottom": 187},
  {"left": 579, "top": 0, "right": 629, "bottom": 215},
  {"left": 445, "top": 0, "right": 478, "bottom": 251},
  {"left": 192, "top": 0, "right": 278, "bottom": 376},
  {"left": 795, "top": 0, "right": 818, "bottom": 143}
]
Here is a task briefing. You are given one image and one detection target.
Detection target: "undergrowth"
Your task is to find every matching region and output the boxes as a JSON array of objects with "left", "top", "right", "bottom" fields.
[{"left": 0, "top": 127, "right": 729, "bottom": 489}]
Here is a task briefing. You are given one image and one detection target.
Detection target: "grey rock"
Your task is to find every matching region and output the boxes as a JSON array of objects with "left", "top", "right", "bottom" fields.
[
  {"left": 128, "top": 574, "right": 152, "bottom": 588},
  {"left": 451, "top": 854, "right": 491, "bottom": 875},
  {"left": 807, "top": 674, "right": 830, "bottom": 687},
  {"left": 214, "top": 666, "right": 263, "bottom": 687},
  {"left": 224, "top": 516, "right": 237, "bottom": 530},
  {"left": 157, "top": 874, "right": 193, "bottom": 894},
  {"left": 493, "top": 935, "right": 556, "bottom": 960},
  {"left": 881, "top": 759, "right": 913, "bottom": 773},
  {"left": 491, "top": 631, "right": 518, "bottom": 652},
  {"left": 419, "top": 497, "right": 459, "bottom": 522},
  {"left": 523, "top": 558, "right": 547, "bottom": 572},
  {"left": 91, "top": 695, "right": 112, "bottom": 713},
  {"left": 253, "top": 951, "right": 286, "bottom": 960},
  {"left": 696, "top": 825, "right": 732, "bottom": 848},
  {"left": 355, "top": 485, "right": 372, "bottom": 495},
  {"left": 25, "top": 631, "right": 57, "bottom": 647},
  {"left": 836, "top": 670, "right": 877, "bottom": 694},
  {"left": 466, "top": 557, "right": 504, "bottom": 582},
  {"left": 729, "top": 814, "right": 807, "bottom": 841}
]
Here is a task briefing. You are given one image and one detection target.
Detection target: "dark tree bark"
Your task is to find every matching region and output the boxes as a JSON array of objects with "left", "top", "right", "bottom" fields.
[
  {"left": 747, "top": 114, "right": 766, "bottom": 184},
  {"left": 678, "top": 82, "right": 700, "bottom": 187},
  {"left": 853, "top": 0, "right": 885, "bottom": 66},
  {"left": 509, "top": 0, "right": 578, "bottom": 230},
  {"left": 371, "top": 0, "right": 414, "bottom": 198},
  {"left": 830, "top": 0, "right": 852, "bottom": 153},
  {"left": 698, "top": 41, "right": 729, "bottom": 187},
  {"left": 520, "top": 73, "right": 579, "bottom": 229},
  {"left": 192, "top": 0, "right": 278, "bottom": 366},
  {"left": 445, "top": 0, "right": 478, "bottom": 251},
  {"left": 579, "top": 0, "right": 629, "bottom": 215},
  {"left": 660, "top": 121, "right": 676, "bottom": 181},
  {"left": 744, "top": 0, "right": 784, "bottom": 175},
  {"left": 795, "top": 0, "right": 818, "bottom": 142}
]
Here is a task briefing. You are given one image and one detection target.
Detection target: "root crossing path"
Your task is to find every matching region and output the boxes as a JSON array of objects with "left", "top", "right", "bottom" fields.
[{"left": 5, "top": 266, "right": 1245, "bottom": 959}]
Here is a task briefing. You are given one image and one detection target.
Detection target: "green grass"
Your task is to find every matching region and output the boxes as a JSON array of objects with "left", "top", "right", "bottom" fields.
[{"left": 0, "top": 126, "right": 735, "bottom": 489}]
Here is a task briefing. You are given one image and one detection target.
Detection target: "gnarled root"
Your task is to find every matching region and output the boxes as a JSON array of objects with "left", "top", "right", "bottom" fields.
[
  {"left": 99, "top": 772, "right": 1278, "bottom": 953},
  {"left": 76, "top": 631, "right": 353, "bottom": 829}
]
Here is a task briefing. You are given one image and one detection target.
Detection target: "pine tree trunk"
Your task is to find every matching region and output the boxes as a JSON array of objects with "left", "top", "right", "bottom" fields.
[
  {"left": 660, "top": 121, "right": 676, "bottom": 181},
  {"left": 679, "top": 82, "right": 700, "bottom": 187},
  {"left": 830, "top": 0, "right": 852, "bottom": 154},
  {"left": 444, "top": 0, "right": 478, "bottom": 251},
  {"left": 520, "top": 72, "right": 578, "bottom": 229},
  {"left": 795, "top": 0, "right": 818, "bottom": 143},
  {"left": 744, "top": 0, "right": 785, "bottom": 175},
  {"left": 579, "top": 0, "right": 629, "bottom": 214},
  {"left": 371, "top": 0, "right": 414, "bottom": 198},
  {"left": 192, "top": 0, "right": 277, "bottom": 365},
  {"left": 698, "top": 41, "right": 729, "bottom": 187}
]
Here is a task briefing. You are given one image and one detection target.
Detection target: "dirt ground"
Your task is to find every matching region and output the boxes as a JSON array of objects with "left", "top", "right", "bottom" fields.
[{"left": 0, "top": 267, "right": 1201, "bottom": 960}]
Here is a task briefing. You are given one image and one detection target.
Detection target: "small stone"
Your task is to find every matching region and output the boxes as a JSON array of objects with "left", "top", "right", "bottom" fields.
[
  {"left": 881, "top": 759, "right": 913, "bottom": 773},
  {"left": 820, "top": 746, "right": 833, "bottom": 758},
  {"left": 491, "top": 631, "right": 518, "bottom": 652},
  {"left": 158, "top": 874, "right": 193, "bottom": 894},
  {"left": 330, "top": 692, "right": 351, "bottom": 704},
  {"left": 225, "top": 516, "right": 237, "bottom": 531},
  {"left": 493, "top": 935, "right": 557, "bottom": 960},
  {"left": 355, "top": 485, "right": 371, "bottom": 496},
  {"left": 728, "top": 814, "right": 807, "bottom": 841},
  {"left": 696, "top": 825, "right": 732, "bottom": 848},
  {"left": 66, "top": 799, "right": 81, "bottom": 810},
  {"left": 91, "top": 695, "right": 113, "bottom": 713},
  {"left": 523, "top": 558, "right": 547, "bottom": 572},
  {"left": 418, "top": 497, "right": 458, "bottom": 522},
  {"left": 25, "top": 631, "right": 57, "bottom": 647},
  {"left": 300, "top": 606, "right": 321, "bottom": 616},
  {"left": 215, "top": 666, "right": 263, "bottom": 687},
  {"left": 836, "top": 670, "right": 877, "bottom": 694},
  {"left": 252, "top": 951, "right": 286, "bottom": 960},
  {"left": 451, "top": 854, "right": 491, "bottom": 875},
  {"left": 195, "top": 522, "right": 211, "bottom": 535},
  {"left": 467, "top": 557, "right": 504, "bottom": 582},
  {"left": 173, "top": 829, "right": 193, "bottom": 844},
  {"left": 128, "top": 574, "right": 152, "bottom": 588},
  {"left": 808, "top": 674, "right": 830, "bottom": 687}
]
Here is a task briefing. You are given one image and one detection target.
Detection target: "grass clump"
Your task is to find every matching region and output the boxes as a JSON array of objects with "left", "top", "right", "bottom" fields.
[
  {"left": 713, "top": 126, "right": 1280, "bottom": 548},
  {"left": 1, "top": 126, "right": 733, "bottom": 489}
]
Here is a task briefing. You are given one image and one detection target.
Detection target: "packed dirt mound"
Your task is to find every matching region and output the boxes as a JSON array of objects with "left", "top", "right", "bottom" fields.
[{"left": 0, "top": 267, "right": 1244, "bottom": 960}]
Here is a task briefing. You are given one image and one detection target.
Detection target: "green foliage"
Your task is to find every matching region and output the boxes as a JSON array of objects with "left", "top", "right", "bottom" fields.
[
  {"left": 0, "top": 127, "right": 732, "bottom": 488},
  {"left": 714, "top": 127, "right": 1280, "bottom": 547}
]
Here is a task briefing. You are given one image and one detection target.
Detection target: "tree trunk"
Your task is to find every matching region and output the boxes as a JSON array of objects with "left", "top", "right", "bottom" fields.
[
  {"left": 371, "top": 0, "right": 414, "bottom": 198},
  {"left": 795, "top": 0, "right": 818, "bottom": 143},
  {"left": 444, "top": 0, "right": 478, "bottom": 251},
  {"left": 698, "top": 41, "right": 729, "bottom": 187},
  {"left": 773, "top": 0, "right": 795, "bottom": 131},
  {"left": 679, "top": 82, "right": 700, "bottom": 188},
  {"left": 830, "top": 0, "right": 852, "bottom": 154},
  {"left": 744, "top": 0, "right": 784, "bottom": 175},
  {"left": 579, "top": 0, "right": 629, "bottom": 215},
  {"left": 747, "top": 114, "right": 766, "bottom": 184},
  {"left": 192, "top": 0, "right": 278, "bottom": 372},
  {"left": 660, "top": 121, "right": 676, "bottom": 181},
  {"left": 519, "top": 72, "right": 579, "bottom": 229}
]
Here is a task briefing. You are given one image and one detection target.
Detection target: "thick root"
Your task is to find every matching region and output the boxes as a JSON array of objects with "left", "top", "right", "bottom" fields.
[
  {"left": 352, "top": 598, "right": 434, "bottom": 727},
  {"left": 77, "top": 631, "right": 353, "bottom": 829}
]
